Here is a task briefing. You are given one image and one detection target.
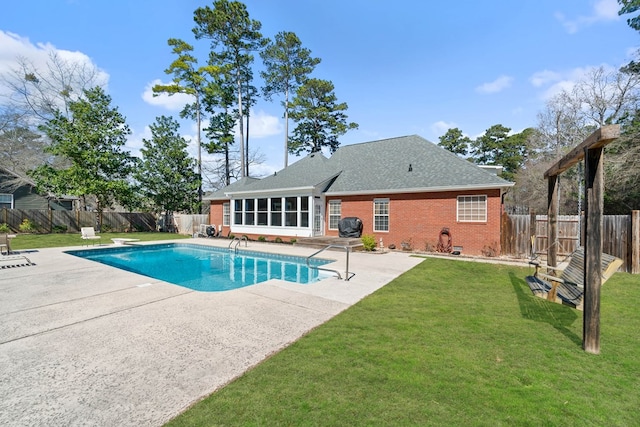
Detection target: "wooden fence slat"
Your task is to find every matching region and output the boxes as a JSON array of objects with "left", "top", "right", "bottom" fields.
[
  {"left": 0, "top": 208, "right": 156, "bottom": 233},
  {"left": 503, "top": 213, "right": 636, "bottom": 273}
]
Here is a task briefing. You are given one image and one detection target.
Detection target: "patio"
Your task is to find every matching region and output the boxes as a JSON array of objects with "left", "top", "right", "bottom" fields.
[{"left": 0, "top": 239, "right": 423, "bottom": 426}]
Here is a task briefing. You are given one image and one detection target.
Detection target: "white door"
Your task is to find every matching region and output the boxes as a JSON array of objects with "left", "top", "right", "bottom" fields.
[{"left": 313, "top": 197, "right": 324, "bottom": 236}]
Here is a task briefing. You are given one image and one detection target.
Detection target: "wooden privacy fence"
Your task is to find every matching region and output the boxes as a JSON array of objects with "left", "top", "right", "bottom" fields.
[
  {"left": 502, "top": 210, "right": 639, "bottom": 274},
  {"left": 0, "top": 208, "right": 156, "bottom": 233}
]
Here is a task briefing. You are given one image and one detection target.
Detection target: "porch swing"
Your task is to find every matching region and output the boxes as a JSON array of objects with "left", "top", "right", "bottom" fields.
[{"left": 524, "top": 126, "right": 623, "bottom": 315}]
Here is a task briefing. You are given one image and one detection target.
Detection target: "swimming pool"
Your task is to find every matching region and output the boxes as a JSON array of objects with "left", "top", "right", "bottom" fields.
[{"left": 66, "top": 243, "right": 333, "bottom": 292}]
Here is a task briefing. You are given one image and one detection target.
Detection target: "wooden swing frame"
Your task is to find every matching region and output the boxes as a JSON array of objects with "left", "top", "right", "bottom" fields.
[{"left": 543, "top": 125, "right": 620, "bottom": 354}]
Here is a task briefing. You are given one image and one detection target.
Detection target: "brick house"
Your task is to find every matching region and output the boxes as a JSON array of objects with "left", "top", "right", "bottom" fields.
[{"left": 206, "top": 135, "right": 514, "bottom": 255}]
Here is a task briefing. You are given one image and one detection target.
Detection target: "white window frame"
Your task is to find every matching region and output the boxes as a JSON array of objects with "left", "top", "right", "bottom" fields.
[
  {"left": 328, "top": 200, "right": 341, "bottom": 230},
  {"left": 373, "top": 199, "right": 389, "bottom": 232},
  {"left": 457, "top": 195, "right": 487, "bottom": 222},
  {"left": 222, "top": 202, "right": 230, "bottom": 226}
]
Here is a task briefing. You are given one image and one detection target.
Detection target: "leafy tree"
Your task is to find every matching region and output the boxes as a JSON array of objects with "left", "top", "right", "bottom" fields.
[
  {"left": 619, "top": 0, "right": 640, "bottom": 31},
  {"left": 260, "top": 31, "right": 321, "bottom": 167},
  {"left": 135, "top": 116, "right": 200, "bottom": 224},
  {"left": 288, "top": 78, "right": 358, "bottom": 155},
  {"left": 30, "top": 87, "right": 136, "bottom": 225},
  {"left": 153, "top": 38, "right": 218, "bottom": 212},
  {"left": 193, "top": 0, "right": 267, "bottom": 178},
  {"left": 438, "top": 127, "right": 470, "bottom": 156},
  {"left": 471, "top": 124, "right": 527, "bottom": 181}
]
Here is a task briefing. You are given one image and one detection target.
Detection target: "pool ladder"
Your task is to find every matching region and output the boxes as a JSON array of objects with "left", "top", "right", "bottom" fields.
[
  {"left": 306, "top": 244, "right": 355, "bottom": 281},
  {"left": 228, "top": 236, "right": 248, "bottom": 253}
]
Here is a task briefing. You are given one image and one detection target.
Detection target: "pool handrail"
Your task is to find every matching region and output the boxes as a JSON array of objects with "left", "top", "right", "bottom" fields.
[
  {"left": 228, "top": 236, "right": 248, "bottom": 253},
  {"left": 306, "top": 244, "right": 355, "bottom": 281}
]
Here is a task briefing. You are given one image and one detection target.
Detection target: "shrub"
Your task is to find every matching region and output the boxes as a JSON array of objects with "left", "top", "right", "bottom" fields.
[
  {"left": 19, "top": 219, "right": 37, "bottom": 233},
  {"left": 290, "top": 238, "right": 297, "bottom": 244},
  {"left": 0, "top": 223, "right": 10, "bottom": 233},
  {"left": 424, "top": 240, "right": 437, "bottom": 252},
  {"left": 481, "top": 242, "right": 499, "bottom": 257},
  {"left": 361, "top": 234, "right": 377, "bottom": 251},
  {"left": 52, "top": 225, "right": 68, "bottom": 234},
  {"left": 274, "top": 237, "right": 283, "bottom": 244},
  {"left": 257, "top": 236, "right": 267, "bottom": 242}
]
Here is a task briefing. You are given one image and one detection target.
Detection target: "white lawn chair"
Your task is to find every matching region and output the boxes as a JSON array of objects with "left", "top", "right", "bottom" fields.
[{"left": 81, "top": 227, "right": 101, "bottom": 246}]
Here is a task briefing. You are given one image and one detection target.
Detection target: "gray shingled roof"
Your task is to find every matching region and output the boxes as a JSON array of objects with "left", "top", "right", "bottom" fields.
[
  {"left": 218, "top": 135, "right": 512, "bottom": 197},
  {"left": 224, "top": 152, "right": 340, "bottom": 195},
  {"left": 326, "top": 135, "right": 512, "bottom": 194}
]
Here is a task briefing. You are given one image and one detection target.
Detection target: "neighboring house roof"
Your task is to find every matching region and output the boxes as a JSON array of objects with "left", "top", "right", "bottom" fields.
[{"left": 216, "top": 135, "right": 513, "bottom": 198}]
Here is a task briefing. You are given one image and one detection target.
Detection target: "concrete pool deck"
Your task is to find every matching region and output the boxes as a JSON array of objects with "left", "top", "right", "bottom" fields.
[{"left": 0, "top": 238, "right": 425, "bottom": 426}]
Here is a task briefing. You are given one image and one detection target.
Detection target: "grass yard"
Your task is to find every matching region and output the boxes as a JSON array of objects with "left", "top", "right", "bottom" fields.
[
  {"left": 166, "top": 257, "right": 640, "bottom": 426},
  {"left": 9, "top": 231, "right": 190, "bottom": 250}
]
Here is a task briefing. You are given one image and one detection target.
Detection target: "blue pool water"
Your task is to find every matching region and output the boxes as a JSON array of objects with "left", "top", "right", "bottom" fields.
[{"left": 66, "top": 243, "right": 333, "bottom": 292}]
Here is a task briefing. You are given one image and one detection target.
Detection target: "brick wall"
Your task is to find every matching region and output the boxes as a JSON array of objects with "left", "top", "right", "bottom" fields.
[
  {"left": 209, "top": 189, "right": 504, "bottom": 255},
  {"left": 326, "top": 189, "right": 503, "bottom": 255},
  {"left": 209, "top": 201, "right": 230, "bottom": 236}
]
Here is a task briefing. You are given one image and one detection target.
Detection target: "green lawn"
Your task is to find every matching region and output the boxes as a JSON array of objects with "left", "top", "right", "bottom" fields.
[
  {"left": 9, "top": 231, "right": 190, "bottom": 250},
  {"left": 166, "top": 258, "right": 640, "bottom": 426}
]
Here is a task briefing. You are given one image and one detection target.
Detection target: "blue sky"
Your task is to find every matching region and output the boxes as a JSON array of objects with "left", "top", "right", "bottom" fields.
[{"left": 1, "top": 0, "right": 637, "bottom": 183}]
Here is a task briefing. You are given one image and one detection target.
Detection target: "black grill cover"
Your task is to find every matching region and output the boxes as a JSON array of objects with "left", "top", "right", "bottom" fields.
[{"left": 338, "top": 217, "right": 363, "bottom": 238}]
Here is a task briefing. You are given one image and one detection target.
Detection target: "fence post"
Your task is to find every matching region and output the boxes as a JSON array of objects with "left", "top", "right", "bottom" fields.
[
  {"left": 632, "top": 210, "right": 639, "bottom": 275},
  {"left": 529, "top": 210, "right": 536, "bottom": 258}
]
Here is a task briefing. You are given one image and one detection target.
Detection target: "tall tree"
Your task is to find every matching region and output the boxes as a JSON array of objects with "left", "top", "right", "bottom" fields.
[
  {"left": 30, "top": 87, "right": 136, "bottom": 225},
  {"left": 619, "top": 0, "right": 640, "bottom": 31},
  {"left": 288, "top": 78, "right": 358, "bottom": 155},
  {"left": 203, "top": 75, "right": 237, "bottom": 186},
  {"left": 471, "top": 124, "right": 526, "bottom": 181},
  {"left": 153, "top": 38, "right": 217, "bottom": 212},
  {"left": 135, "top": 116, "right": 200, "bottom": 224},
  {"left": 193, "top": 0, "right": 267, "bottom": 178},
  {"left": 260, "top": 31, "right": 321, "bottom": 167},
  {"left": 438, "top": 127, "right": 470, "bottom": 156}
]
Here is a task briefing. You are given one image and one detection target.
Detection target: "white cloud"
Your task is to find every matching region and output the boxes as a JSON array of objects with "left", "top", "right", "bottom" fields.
[
  {"left": 247, "top": 109, "right": 282, "bottom": 138},
  {"left": 555, "top": 0, "right": 620, "bottom": 34},
  {"left": 0, "top": 30, "right": 109, "bottom": 97},
  {"left": 431, "top": 120, "right": 457, "bottom": 136},
  {"left": 141, "top": 79, "right": 194, "bottom": 111},
  {"left": 530, "top": 70, "right": 562, "bottom": 87},
  {"left": 476, "top": 75, "right": 514, "bottom": 94},
  {"left": 531, "top": 65, "right": 617, "bottom": 100}
]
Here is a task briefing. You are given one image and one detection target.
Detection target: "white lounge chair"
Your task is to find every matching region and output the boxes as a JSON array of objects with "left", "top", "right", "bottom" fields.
[
  {"left": 81, "top": 227, "right": 101, "bottom": 246},
  {"left": 0, "top": 254, "right": 34, "bottom": 268},
  {"left": 0, "top": 233, "right": 9, "bottom": 255}
]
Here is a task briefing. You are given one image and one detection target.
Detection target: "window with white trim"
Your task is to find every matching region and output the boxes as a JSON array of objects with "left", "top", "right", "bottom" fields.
[
  {"left": 257, "top": 198, "right": 268, "bottom": 226},
  {"left": 300, "top": 196, "right": 309, "bottom": 227},
  {"left": 285, "top": 197, "right": 297, "bottom": 226},
  {"left": 222, "top": 202, "right": 230, "bottom": 226},
  {"left": 457, "top": 195, "right": 487, "bottom": 222},
  {"left": 328, "top": 200, "right": 341, "bottom": 230},
  {"left": 374, "top": 199, "right": 389, "bottom": 232},
  {"left": 270, "top": 197, "right": 282, "bottom": 226},
  {"left": 0, "top": 194, "right": 13, "bottom": 209},
  {"left": 233, "top": 199, "right": 243, "bottom": 225}
]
